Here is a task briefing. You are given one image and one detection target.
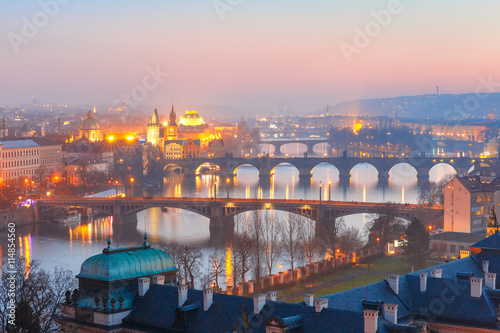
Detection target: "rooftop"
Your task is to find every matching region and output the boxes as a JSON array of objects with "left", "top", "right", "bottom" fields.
[{"left": 76, "top": 235, "right": 177, "bottom": 282}]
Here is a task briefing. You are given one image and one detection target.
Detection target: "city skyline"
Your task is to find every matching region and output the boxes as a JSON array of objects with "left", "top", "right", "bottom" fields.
[{"left": 1, "top": 0, "right": 500, "bottom": 114}]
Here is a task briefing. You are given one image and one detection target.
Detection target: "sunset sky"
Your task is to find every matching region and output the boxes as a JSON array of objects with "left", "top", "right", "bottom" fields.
[{"left": 1, "top": 0, "right": 499, "bottom": 114}]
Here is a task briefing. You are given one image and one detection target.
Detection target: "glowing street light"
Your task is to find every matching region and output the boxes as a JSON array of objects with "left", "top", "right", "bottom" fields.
[
  {"left": 126, "top": 135, "right": 134, "bottom": 141},
  {"left": 226, "top": 178, "right": 230, "bottom": 199},
  {"left": 107, "top": 135, "right": 115, "bottom": 142},
  {"left": 319, "top": 181, "right": 322, "bottom": 204},
  {"left": 328, "top": 181, "right": 331, "bottom": 201}
]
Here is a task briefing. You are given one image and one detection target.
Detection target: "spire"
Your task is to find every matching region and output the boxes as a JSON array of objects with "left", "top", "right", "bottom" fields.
[
  {"left": 87, "top": 110, "right": 93, "bottom": 118},
  {"left": 151, "top": 108, "right": 159, "bottom": 125},
  {"left": 169, "top": 103, "right": 177, "bottom": 126},
  {"left": 93, "top": 105, "right": 96, "bottom": 113},
  {"left": 143, "top": 232, "right": 150, "bottom": 247},
  {"left": 103, "top": 235, "right": 112, "bottom": 253}
]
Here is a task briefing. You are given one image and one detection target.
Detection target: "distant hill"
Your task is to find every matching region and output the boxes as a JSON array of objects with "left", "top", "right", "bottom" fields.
[{"left": 318, "top": 93, "right": 500, "bottom": 119}]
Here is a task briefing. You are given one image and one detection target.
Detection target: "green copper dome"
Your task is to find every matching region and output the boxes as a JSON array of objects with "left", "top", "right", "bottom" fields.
[
  {"left": 77, "top": 243, "right": 177, "bottom": 282},
  {"left": 81, "top": 111, "right": 100, "bottom": 130}
]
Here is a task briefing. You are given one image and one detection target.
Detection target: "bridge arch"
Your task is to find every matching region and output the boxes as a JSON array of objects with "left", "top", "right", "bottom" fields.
[
  {"left": 310, "top": 162, "right": 340, "bottom": 179},
  {"left": 194, "top": 162, "right": 223, "bottom": 175},
  {"left": 349, "top": 163, "right": 379, "bottom": 183},
  {"left": 429, "top": 163, "right": 457, "bottom": 182},
  {"left": 388, "top": 163, "right": 418, "bottom": 183},
  {"left": 270, "top": 162, "right": 300, "bottom": 176},
  {"left": 164, "top": 162, "right": 183, "bottom": 172},
  {"left": 278, "top": 142, "right": 308, "bottom": 156}
]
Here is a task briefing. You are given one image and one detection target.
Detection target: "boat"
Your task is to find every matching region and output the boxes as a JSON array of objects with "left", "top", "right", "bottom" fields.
[{"left": 54, "top": 211, "right": 82, "bottom": 224}]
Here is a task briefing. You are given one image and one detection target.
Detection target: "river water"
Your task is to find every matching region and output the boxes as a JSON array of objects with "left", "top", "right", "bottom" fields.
[{"left": 0, "top": 143, "right": 455, "bottom": 285}]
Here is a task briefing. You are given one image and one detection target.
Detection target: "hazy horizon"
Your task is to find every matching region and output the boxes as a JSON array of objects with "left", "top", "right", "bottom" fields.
[{"left": 1, "top": 0, "right": 499, "bottom": 115}]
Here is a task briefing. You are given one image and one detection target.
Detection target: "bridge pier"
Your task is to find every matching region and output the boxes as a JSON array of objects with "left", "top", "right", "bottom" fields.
[
  {"left": 209, "top": 215, "right": 235, "bottom": 230},
  {"left": 417, "top": 173, "right": 430, "bottom": 185}
]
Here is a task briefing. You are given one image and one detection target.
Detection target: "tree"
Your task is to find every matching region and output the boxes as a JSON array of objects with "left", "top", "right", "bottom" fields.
[
  {"left": 0, "top": 259, "right": 76, "bottom": 333},
  {"left": 404, "top": 218, "right": 430, "bottom": 270},
  {"left": 0, "top": 183, "right": 18, "bottom": 209},
  {"left": 301, "top": 217, "right": 321, "bottom": 265},
  {"left": 317, "top": 215, "right": 344, "bottom": 261},
  {"left": 338, "top": 226, "right": 364, "bottom": 261},
  {"left": 248, "top": 211, "right": 265, "bottom": 280},
  {"left": 143, "top": 145, "right": 164, "bottom": 181},
  {"left": 200, "top": 249, "right": 226, "bottom": 290},
  {"left": 263, "top": 213, "right": 282, "bottom": 276},
  {"left": 231, "top": 231, "right": 253, "bottom": 284},
  {"left": 418, "top": 174, "right": 454, "bottom": 205},
  {"left": 367, "top": 202, "right": 405, "bottom": 254},
  {"left": 163, "top": 244, "right": 203, "bottom": 289},
  {"left": 280, "top": 213, "right": 304, "bottom": 281}
]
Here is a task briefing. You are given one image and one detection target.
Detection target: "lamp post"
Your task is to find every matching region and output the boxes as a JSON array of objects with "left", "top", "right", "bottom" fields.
[
  {"left": 24, "top": 178, "right": 28, "bottom": 198},
  {"left": 114, "top": 180, "right": 119, "bottom": 199},
  {"left": 319, "top": 181, "right": 322, "bottom": 204},
  {"left": 328, "top": 181, "right": 331, "bottom": 201},
  {"left": 214, "top": 181, "right": 217, "bottom": 201},
  {"left": 130, "top": 177, "right": 135, "bottom": 197},
  {"left": 226, "top": 178, "right": 230, "bottom": 199}
]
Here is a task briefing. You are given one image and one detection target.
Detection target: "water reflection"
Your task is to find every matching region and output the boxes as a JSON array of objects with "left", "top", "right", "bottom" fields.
[{"left": 1, "top": 148, "right": 455, "bottom": 284}]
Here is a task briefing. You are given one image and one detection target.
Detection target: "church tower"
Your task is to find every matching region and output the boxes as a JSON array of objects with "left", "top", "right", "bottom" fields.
[
  {"left": 166, "top": 104, "right": 178, "bottom": 141},
  {"left": 0, "top": 117, "right": 7, "bottom": 138},
  {"left": 147, "top": 108, "right": 162, "bottom": 147}
]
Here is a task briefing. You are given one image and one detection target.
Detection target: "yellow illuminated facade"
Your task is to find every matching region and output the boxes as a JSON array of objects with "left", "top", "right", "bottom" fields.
[{"left": 179, "top": 110, "right": 205, "bottom": 126}]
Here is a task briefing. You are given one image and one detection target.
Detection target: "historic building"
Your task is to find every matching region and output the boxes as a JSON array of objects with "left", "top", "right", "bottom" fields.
[
  {"left": 18, "top": 122, "right": 35, "bottom": 138},
  {"left": 181, "top": 139, "right": 200, "bottom": 159},
  {"left": 164, "top": 141, "right": 182, "bottom": 159},
  {"left": 443, "top": 174, "right": 500, "bottom": 234},
  {"left": 146, "top": 108, "right": 162, "bottom": 147},
  {"left": 179, "top": 110, "right": 205, "bottom": 127},
  {"left": 79, "top": 111, "right": 102, "bottom": 142},
  {"left": 60, "top": 232, "right": 500, "bottom": 332},
  {"left": 0, "top": 117, "right": 8, "bottom": 138},
  {"left": 165, "top": 105, "right": 178, "bottom": 141}
]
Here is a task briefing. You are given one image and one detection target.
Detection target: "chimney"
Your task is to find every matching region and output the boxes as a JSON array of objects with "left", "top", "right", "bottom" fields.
[
  {"left": 266, "top": 291, "right": 277, "bottom": 302},
  {"left": 254, "top": 294, "right": 266, "bottom": 314},
  {"left": 363, "top": 309, "right": 378, "bottom": 333},
  {"left": 383, "top": 304, "right": 398, "bottom": 324},
  {"left": 248, "top": 280, "right": 254, "bottom": 294},
  {"left": 315, "top": 298, "right": 328, "bottom": 313},
  {"left": 304, "top": 294, "right": 314, "bottom": 307},
  {"left": 420, "top": 273, "right": 427, "bottom": 292},
  {"left": 152, "top": 275, "right": 165, "bottom": 285},
  {"left": 483, "top": 261, "right": 490, "bottom": 273},
  {"left": 431, "top": 268, "right": 442, "bottom": 278},
  {"left": 178, "top": 279, "right": 188, "bottom": 306},
  {"left": 138, "top": 277, "right": 150, "bottom": 297},
  {"left": 203, "top": 287, "right": 213, "bottom": 311},
  {"left": 387, "top": 274, "right": 399, "bottom": 295},
  {"left": 470, "top": 277, "right": 483, "bottom": 298},
  {"left": 485, "top": 273, "right": 496, "bottom": 289}
]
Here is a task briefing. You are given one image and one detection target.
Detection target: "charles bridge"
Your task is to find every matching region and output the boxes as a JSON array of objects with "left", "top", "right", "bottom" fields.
[
  {"left": 257, "top": 138, "right": 329, "bottom": 156},
  {"left": 164, "top": 156, "right": 496, "bottom": 184},
  {"left": 36, "top": 197, "right": 443, "bottom": 230}
]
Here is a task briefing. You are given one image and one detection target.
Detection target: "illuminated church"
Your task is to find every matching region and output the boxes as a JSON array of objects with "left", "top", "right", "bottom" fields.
[
  {"left": 146, "top": 108, "right": 163, "bottom": 147},
  {"left": 79, "top": 111, "right": 102, "bottom": 142}
]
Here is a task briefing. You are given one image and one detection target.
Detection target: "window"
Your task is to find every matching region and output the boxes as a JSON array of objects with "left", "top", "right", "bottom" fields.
[{"left": 450, "top": 245, "right": 456, "bottom": 253}]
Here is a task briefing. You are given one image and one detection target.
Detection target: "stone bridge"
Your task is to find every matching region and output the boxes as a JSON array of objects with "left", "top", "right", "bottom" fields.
[
  {"left": 36, "top": 197, "right": 442, "bottom": 230},
  {"left": 164, "top": 156, "right": 495, "bottom": 183},
  {"left": 257, "top": 138, "right": 329, "bottom": 156}
]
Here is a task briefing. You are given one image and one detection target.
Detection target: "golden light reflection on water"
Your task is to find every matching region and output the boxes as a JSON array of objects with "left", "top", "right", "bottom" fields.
[
  {"left": 226, "top": 247, "right": 233, "bottom": 287},
  {"left": 402, "top": 186, "right": 405, "bottom": 203},
  {"left": 69, "top": 216, "right": 113, "bottom": 246},
  {"left": 245, "top": 185, "right": 250, "bottom": 199},
  {"left": 363, "top": 185, "right": 366, "bottom": 203}
]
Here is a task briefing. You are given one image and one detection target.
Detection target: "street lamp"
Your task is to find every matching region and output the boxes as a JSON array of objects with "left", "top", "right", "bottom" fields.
[
  {"left": 114, "top": 180, "right": 119, "bottom": 198},
  {"left": 226, "top": 178, "right": 230, "bottom": 199},
  {"left": 279, "top": 264, "right": 282, "bottom": 272},
  {"left": 319, "top": 181, "right": 322, "bottom": 204},
  {"left": 130, "top": 177, "right": 135, "bottom": 197},
  {"left": 24, "top": 178, "right": 28, "bottom": 197},
  {"left": 328, "top": 181, "right": 331, "bottom": 201},
  {"left": 214, "top": 181, "right": 217, "bottom": 201}
]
